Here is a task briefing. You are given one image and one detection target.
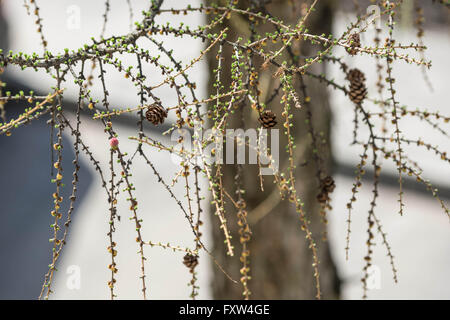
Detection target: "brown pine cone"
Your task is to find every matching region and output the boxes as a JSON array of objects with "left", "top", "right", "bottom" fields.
[
  {"left": 346, "top": 68, "right": 367, "bottom": 105},
  {"left": 145, "top": 103, "right": 168, "bottom": 125},
  {"left": 317, "top": 176, "right": 336, "bottom": 204},
  {"left": 183, "top": 253, "right": 199, "bottom": 269},
  {"left": 321, "top": 176, "right": 336, "bottom": 193},
  {"left": 347, "top": 33, "right": 361, "bottom": 56},
  {"left": 316, "top": 191, "right": 329, "bottom": 204},
  {"left": 258, "top": 110, "right": 277, "bottom": 128}
]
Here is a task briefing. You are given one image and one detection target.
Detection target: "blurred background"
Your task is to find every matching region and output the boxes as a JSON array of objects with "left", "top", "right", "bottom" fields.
[{"left": 0, "top": 0, "right": 449, "bottom": 299}]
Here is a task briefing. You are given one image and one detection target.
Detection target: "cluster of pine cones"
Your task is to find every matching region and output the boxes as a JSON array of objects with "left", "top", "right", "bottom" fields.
[
  {"left": 316, "top": 176, "right": 336, "bottom": 204},
  {"left": 183, "top": 253, "right": 199, "bottom": 271},
  {"left": 346, "top": 68, "right": 367, "bottom": 105},
  {"left": 258, "top": 110, "right": 277, "bottom": 128},
  {"left": 145, "top": 103, "right": 167, "bottom": 125}
]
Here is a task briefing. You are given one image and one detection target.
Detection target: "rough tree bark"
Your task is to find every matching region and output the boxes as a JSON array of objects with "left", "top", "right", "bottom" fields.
[{"left": 206, "top": 0, "right": 340, "bottom": 299}]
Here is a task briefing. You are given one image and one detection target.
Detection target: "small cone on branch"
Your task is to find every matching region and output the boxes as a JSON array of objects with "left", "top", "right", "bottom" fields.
[
  {"left": 321, "top": 176, "right": 336, "bottom": 193},
  {"left": 183, "top": 253, "right": 199, "bottom": 270},
  {"left": 317, "top": 176, "right": 335, "bottom": 204},
  {"left": 258, "top": 110, "right": 277, "bottom": 128},
  {"left": 346, "top": 68, "right": 367, "bottom": 105},
  {"left": 346, "top": 33, "right": 361, "bottom": 55},
  {"left": 316, "top": 190, "right": 329, "bottom": 204},
  {"left": 145, "top": 103, "right": 168, "bottom": 125}
]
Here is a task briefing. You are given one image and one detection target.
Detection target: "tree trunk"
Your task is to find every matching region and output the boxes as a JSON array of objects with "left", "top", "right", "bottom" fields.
[{"left": 206, "top": 0, "right": 340, "bottom": 299}]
